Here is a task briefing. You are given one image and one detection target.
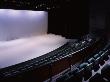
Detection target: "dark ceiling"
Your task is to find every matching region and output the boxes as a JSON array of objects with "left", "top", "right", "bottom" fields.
[{"left": 0, "top": 0, "right": 71, "bottom": 11}]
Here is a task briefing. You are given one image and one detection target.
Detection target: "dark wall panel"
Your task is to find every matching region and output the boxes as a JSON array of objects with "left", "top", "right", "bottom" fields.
[
  {"left": 48, "top": 0, "right": 89, "bottom": 39},
  {"left": 89, "top": 0, "right": 110, "bottom": 39}
]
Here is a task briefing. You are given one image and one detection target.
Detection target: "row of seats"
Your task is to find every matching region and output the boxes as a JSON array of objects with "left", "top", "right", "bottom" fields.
[
  {"left": 89, "top": 64, "right": 110, "bottom": 82},
  {"left": 69, "top": 35, "right": 96, "bottom": 50},
  {"left": 56, "top": 43, "right": 110, "bottom": 82}
]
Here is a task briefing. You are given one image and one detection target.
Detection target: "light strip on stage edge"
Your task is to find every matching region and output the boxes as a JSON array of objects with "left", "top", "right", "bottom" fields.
[{"left": 0, "top": 9, "right": 47, "bottom": 16}]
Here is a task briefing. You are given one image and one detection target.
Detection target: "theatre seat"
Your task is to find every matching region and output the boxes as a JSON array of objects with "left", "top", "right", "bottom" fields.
[
  {"left": 101, "top": 64, "right": 110, "bottom": 81},
  {"left": 56, "top": 69, "right": 83, "bottom": 82},
  {"left": 83, "top": 67, "right": 92, "bottom": 81},
  {"left": 89, "top": 73, "right": 107, "bottom": 82}
]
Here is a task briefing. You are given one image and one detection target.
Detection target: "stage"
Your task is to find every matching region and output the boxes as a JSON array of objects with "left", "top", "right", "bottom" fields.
[{"left": 0, "top": 34, "right": 68, "bottom": 68}]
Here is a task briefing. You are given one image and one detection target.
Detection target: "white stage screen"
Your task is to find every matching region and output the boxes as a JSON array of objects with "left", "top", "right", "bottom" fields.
[{"left": 0, "top": 9, "right": 48, "bottom": 41}]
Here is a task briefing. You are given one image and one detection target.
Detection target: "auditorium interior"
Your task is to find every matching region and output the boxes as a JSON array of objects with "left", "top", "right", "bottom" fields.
[{"left": 0, "top": 0, "right": 110, "bottom": 82}]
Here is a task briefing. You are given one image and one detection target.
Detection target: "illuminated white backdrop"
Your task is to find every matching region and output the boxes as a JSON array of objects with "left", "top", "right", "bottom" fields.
[{"left": 0, "top": 9, "right": 48, "bottom": 41}]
